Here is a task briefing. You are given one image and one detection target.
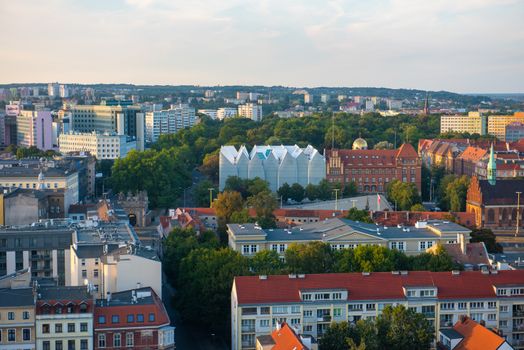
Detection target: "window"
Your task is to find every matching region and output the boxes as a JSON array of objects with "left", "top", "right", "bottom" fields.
[
  {"left": 406, "top": 290, "right": 416, "bottom": 297},
  {"left": 43, "top": 341, "right": 51, "bottom": 350},
  {"left": 8, "top": 311, "right": 14, "bottom": 320},
  {"left": 68, "top": 323, "right": 75, "bottom": 332},
  {"left": 260, "top": 307, "right": 270, "bottom": 315},
  {"left": 441, "top": 303, "right": 455, "bottom": 310},
  {"left": 303, "top": 310, "right": 313, "bottom": 317},
  {"left": 458, "top": 302, "right": 467, "bottom": 310},
  {"left": 271, "top": 244, "right": 278, "bottom": 251},
  {"left": 112, "top": 315, "right": 120, "bottom": 323},
  {"left": 334, "top": 308, "right": 342, "bottom": 317},
  {"left": 42, "top": 324, "right": 50, "bottom": 334},
  {"left": 250, "top": 244, "right": 257, "bottom": 254},
  {"left": 68, "top": 339, "right": 75, "bottom": 350},
  {"left": 81, "top": 259, "right": 86, "bottom": 266},
  {"left": 279, "top": 244, "right": 286, "bottom": 253},
  {"left": 470, "top": 302, "right": 484, "bottom": 309},
  {"left": 366, "top": 303, "right": 376, "bottom": 311},
  {"left": 273, "top": 306, "right": 288, "bottom": 314},
  {"left": 500, "top": 320, "right": 508, "bottom": 327},
  {"left": 80, "top": 323, "right": 88, "bottom": 332},
  {"left": 242, "top": 245, "right": 249, "bottom": 254},
  {"left": 302, "top": 294, "right": 312, "bottom": 301},
  {"left": 488, "top": 301, "right": 497, "bottom": 309},
  {"left": 333, "top": 292, "right": 342, "bottom": 300},
  {"left": 56, "top": 340, "right": 63, "bottom": 350},
  {"left": 127, "top": 314, "right": 135, "bottom": 323},
  {"left": 93, "top": 269, "right": 99, "bottom": 278},
  {"left": 98, "top": 315, "right": 106, "bottom": 324},
  {"left": 500, "top": 305, "right": 509, "bottom": 312},
  {"left": 98, "top": 334, "right": 106, "bottom": 348},
  {"left": 55, "top": 323, "right": 63, "bottom": 333},
  {"left": 80, "top": 340, "right": 88, "bottom": 350},
  {"left": 390, "top": 241, "right": 405, "bottom": 251},
  {"left": 8, "top": 329, "right": 15, "bottom": 342},
  {"left": 126, "top": 333, "right": 134, "bottom": 347},
  {"left": 23, "top": 328, "right": 30, "bottom": 341},
  {"left": 137, "top": 314, "right": 144, "bottom": 322},
  {"left": 260, "top": 319, "right": 270, "bottom": 328},
  {"left": 148, "top": 313, "right": 155, "bottom": 322},
  {"left": 81, "top": 270, "right": 87, "bottom": 278},
  {"left": 23, "top": 311, "right": 30, "bottom": 319},
  {"left": 470, "top": 313, "right": 482, "bottom": 322},
  {"left": 488, "top": 314, "right": 497, "bottom": 321},
  {"left": 304, "top": 325, "right": 313, "bottom": 332},
  {"left": 420, "top": 289, "right": 435, "bottom": 297},
  {"left": 114, "top": 333, "right": 121, "bottom": 347}
]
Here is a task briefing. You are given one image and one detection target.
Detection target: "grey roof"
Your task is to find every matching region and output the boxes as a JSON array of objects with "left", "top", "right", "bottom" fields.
[
  {"left": 0, "top": 288, "right": 34, "bottom": 307},
  {"left": 285, "top": 194, "right": 392, "bottom": 211},
  {"left": 74, "top": 244, "right": 110, "bottom": 259},
  {"left": 95, "top": 287, "right": 155, "bottom": 307},
  {"left": 0, "top": 167, "right": 76, "bottom": 178},
  {"left": 440, "top": 328, "right": 464, "bottom": 340},
  {"left": 256, "top": 335, "right": 275, "bottom": 346},
  {"left": 38, "top": 286, "right": 90, "bottom": 301},
  {"left": 229, "top": 218, "right": 469, "bottom": 243}
]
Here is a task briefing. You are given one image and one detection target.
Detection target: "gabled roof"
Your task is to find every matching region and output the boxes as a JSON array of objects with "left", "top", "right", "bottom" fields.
[
  {"left": 477, "top": 179, "right": 524, "bottom": 205},
  {"left": 396, "top": 143, "right": 418, "bottom": 158},
  {"left": 452, "top": 317, "right": 508, "bottom": 350},
  {"left": 262, "top": 322, "right": 307, "bottom": 350},
  {"left": 458, "top": 147, "right": 488, "bottom": 163}
]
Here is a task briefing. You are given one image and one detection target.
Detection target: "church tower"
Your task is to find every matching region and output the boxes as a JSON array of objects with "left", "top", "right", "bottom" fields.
[{"left": 487, "top": 143, "right": 496, "bottom": 186}]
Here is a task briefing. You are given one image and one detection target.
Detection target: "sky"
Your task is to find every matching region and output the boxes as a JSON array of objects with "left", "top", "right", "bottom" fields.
[{"left": 1, "top": 0, "right": 523, "bottom": 93}]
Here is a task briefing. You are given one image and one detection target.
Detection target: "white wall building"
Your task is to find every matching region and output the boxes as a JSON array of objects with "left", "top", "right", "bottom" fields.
[
  {"left": 198, "top": 109, "right": 218, "bottom": 120},
  {"left": 238, "top": 103, "right": 263, "bottom": 122},
  {"left": 16, "top": 110, "right": 54, "bottom": 150},
  {"left": 59, "top": 132, "right": 137, "bottom": 160},
  {"left": 145, "top": 104, "right": 197, "bottom": 143},
  {"left": 219, "top": 145, "right": 326, "bottom": 192},
  {"left": 217, "top": 108, "right": 238, "bottom": 120}
]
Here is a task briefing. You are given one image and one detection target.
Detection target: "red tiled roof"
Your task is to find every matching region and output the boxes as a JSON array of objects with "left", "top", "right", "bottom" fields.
[
  {"left": 442, "top": 242, "right": 489, "bottom": 266},
  {"left": 234, "top": 270, "right": 524, "bottom": 305},
  {"left": 453, "top": 317, "right": 506, "bottom": 350},
  {"left": 395, "top": 143, "right": 418, "bottom": 158},
  {"left": 373, "top": 211, "right": 475, "bottom": 227},
  {"left": 270, "top": 323, "right": 306, "bottom": 350},
  {"left": 457, "top": 147, "right": 488, "bottom": 162}
]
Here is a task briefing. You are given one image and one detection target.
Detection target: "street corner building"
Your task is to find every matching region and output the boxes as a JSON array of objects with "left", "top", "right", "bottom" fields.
[{"left": 219, "top": 145, "right": 326, "bottom": 192}]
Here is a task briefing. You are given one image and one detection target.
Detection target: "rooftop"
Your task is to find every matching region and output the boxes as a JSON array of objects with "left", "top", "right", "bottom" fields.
[
  {"left": 452, "top": 316, "right": 507, "bottom": 350},
  {"left": 233, "top": 270, "right": 524, "bottom": 305},
  {"left": 38, "top": 286, "right": 91, "bottom": 302},
  {"left": 0, "top": 288, "right": 34, "bottom": 307}
]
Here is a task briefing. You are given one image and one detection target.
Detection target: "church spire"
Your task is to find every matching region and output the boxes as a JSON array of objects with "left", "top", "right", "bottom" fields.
[{"left": 488, "top": 142, "right": 496, "bottom": 186}]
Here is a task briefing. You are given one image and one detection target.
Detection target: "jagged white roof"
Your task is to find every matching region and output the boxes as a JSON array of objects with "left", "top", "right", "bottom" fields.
[{"left": 222, "top": 145, "right": 323, "bottom": 164}]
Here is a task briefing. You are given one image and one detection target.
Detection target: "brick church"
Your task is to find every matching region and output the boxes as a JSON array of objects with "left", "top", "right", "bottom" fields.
[
  {"left": 326, "top": 138, "right": 422, "bottom": 194},
  {"left": 466, "top": 144, "right": 524, "bottom": 231}
]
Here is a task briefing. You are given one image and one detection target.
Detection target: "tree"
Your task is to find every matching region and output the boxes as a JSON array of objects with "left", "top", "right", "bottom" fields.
[
  {"left": 410, "top": 203, "right": 426, "bottom": 212},
  {"left": 374, "top": 141, "right": 394, "bottom": 150},
  {"left": 199, "top": 151, "right": 219, "bottom": 183},
  {"left": 230, "top": 209, "right": 252, "bottom": 224},
  {"left": 277, "top": 183, "right": 291, "bottom": 203},
  {"left": 213, "top": 191, "right": 244, "bottom": 223},
  {"left": 250, "top": 250, "right": 284, "bottom": 275},
  {"left": 387, "top": 179, "right": 422, "bottom": 211},
  {"left": 317, "top": 179, "right": 333, "bottom": 200},
  {"left": 247, "top": 177, "right": 270, "bottom": 197},
  {"left": 445, "top": 176, "right": 470, "bottom": 212},
  {"left": 470, "top": 228, "right": 503, "bottom": 253},
  {"left": 289, "top": 183, "right": 305, "bottom": 203},
  {"left": 305, "top": 184, "right": 319, "bottom": 201},
  {"left": 247, "top": 190, "right": 277, "bottom": 228},
  {"left": 193, "top": 180, "right": 217, "bottom": 207},
  {"left": 16, "top": 146, "right": 58, "bottom": 159},
  {"left": 378, "top": 305, "right": 433, "bottom": 350},
  {"left": 343, "top": 182, "right": 358, "bottom": 197},
  {"left": 319, "top": 321, "right": 358, "bottom": 350},
  {"left": 410, "top": 245, "right": 457, "bottom": 271},
  {"left": 176, "top": 248, "right": 250, "bottom": 335},
  {"left": 285, "top": 242, "right": 335, "bottom": 274},
  {"left": 224, "top": 176, "right": 249, "bottom": 198},
  {"left": 346, "top": 208, "right": 373, "bottom": 223}
]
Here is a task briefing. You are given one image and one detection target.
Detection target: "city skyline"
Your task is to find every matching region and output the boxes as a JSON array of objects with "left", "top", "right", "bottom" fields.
[{"left": 1, "top": 0, "right": 523, "bottom": 93}]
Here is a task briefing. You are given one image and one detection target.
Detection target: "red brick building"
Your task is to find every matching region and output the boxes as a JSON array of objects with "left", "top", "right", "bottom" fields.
[
  {"left": 94, "top": 287, "right": 174, "bottom": 350},
  {"left": 326, "top": 142, "right": 422, "bottom": 194}
]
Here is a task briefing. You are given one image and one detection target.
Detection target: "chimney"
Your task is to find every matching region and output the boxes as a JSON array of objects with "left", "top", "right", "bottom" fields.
[{"left": 106, "top": 292, "right": 111, "bottom": 304}]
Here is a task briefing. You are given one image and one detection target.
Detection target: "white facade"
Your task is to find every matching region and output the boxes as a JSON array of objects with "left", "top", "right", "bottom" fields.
[
  {"left": 198, "top": 109, "right": 218, "bottom": 120},
  {"left": 217, "top": 108, "right": 238, "bottom": 120},
  {"left": 48, "top": 83, "right": 59, "bottom": 97},
  {"left": 59, "top": 132, "right": 136, "bottom": 160},
  {"left": 16, "top": 110, "right": 53, "bottom": 150},
  {"left": 440, "top": 112, "right": 486, "bottom": 135},
  {"left": 145, "top": 104, "right": 197, "bottom": 143},
  {"left": 59, "top": 85, "right": 69, "bottom": 98},
  {"left": 219, "top": 145, "right": 326, "bottom": 192},
  {"left": 238, "top": 103, "right": 263, "bottom": 122},
  {"left": 36, "top": 313, "right": 93, "bottom": 350}
]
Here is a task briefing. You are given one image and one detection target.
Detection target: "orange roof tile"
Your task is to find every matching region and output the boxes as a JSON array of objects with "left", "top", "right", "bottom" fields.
[
  {"left": 453, "top": 317, "right": 507, "bottom": 350},
  {"left": 270, "top": 323, "right": 306, "bottom": 350},
  {"left": 457, "top": 146, "right": 488, "bottom": 162}
]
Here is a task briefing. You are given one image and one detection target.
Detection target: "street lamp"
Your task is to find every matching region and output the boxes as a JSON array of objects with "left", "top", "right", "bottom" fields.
[
  {"left": 333, "top": 189, "right": 340, "bottom": 211},
  {"left": 517, "top": 191, "right": 522, "bottom": 237}
]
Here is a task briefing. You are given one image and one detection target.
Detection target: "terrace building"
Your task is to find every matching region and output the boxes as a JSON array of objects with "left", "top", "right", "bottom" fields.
[
  {"left": 231, "top": 270, "right": 524, "bottom": 350},
  {"left": 0, "top": 286, "right": 35, "bottom": 349}
]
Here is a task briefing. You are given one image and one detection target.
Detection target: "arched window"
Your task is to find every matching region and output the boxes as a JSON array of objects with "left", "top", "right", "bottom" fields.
[{"left": 501, "top": 209, "right": 508, "bottom": 223}]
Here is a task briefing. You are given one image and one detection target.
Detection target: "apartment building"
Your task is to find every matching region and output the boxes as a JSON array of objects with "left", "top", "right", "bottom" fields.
[
  {"left": 16, "top": 110, "right": 54, "bottom": 150},
  {"left": 506, "top": 122, "right": 524, "bottom": 142},
  {"left": 144, "top": 104, "right": 197, "bottom": 143},
  {"left": 227, "top": 218, "right": 471, "bottom": 257},
  {"left": 0, "top": 225, "right": 73, "bottom": 285},
  {"left": 198, "top": 109, "right": 218, "bottom": 120},
  {"left": 217, "top": 107, "right": 238, "bottom": 120},
  {"left": 231, "top": 270, "right": 524, "bottom": 350},
  {"left": 440, "top": 112, "right": 486, "bottom": 135},
  {"left": 488, "top": 112, "right": 524, "bottom": 141},
  {"left": 35, "top": 286, "right": 94, "bottom": 350},
  {"left": 59, "top": 132, "right": 137, "bottom": 160},
  {"left": 238, "top": 103, "right": 263, "bottom": 122},
  {"left": 0, "top": 167, "right": 79, "bottom": 212},
  {"left": 94, "top": 287, "right": 174, "bottom": 350},
  {"left": 0, "top": 287, "right": 35, "bottom": 350},
  {"left": 0, "top": 188, "right": 65, "bottom": 226}
]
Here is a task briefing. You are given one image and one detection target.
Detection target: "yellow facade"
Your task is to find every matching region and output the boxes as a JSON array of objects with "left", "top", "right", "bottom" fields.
[{"left": 487, "top": 112, "right": 524, "bottom": 141}]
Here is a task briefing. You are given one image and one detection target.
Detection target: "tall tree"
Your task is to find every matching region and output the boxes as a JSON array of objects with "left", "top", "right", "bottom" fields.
[
  {"left": 213, "top": 191, "right": 244, "bottom": 224},
  {"left": 289, "top": 183, "right": 305, "bottom": 203}
]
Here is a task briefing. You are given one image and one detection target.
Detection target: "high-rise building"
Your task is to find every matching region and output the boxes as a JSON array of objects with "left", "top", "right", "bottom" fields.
[
  {"left": 59, "top": 84, "right": 69, "bottom": 98},
  {"left": 219, "top": 145, "right": 326, "bottom": 192},
  {"left": 488, "top": 112, "right": 524, "bottom": 140},
  {"left": 236, "top": 92, "right": 250, "bottom": 101},
  {"left": 440, "top": 112, "right": 486, "bottom": 135},
  {"left": 47, "top": 82, "right": 59, "bottom": 97},
  {"left": 238, "top": 103, "right": 263, "bottom": 122},
  {"left": 198, "top": 109, "right": 218, "bottom": 120},
  {"left": 304, "top": 93, "right": 313, "bottom": 104},
  {"left": 320, "top": 94, "right": 329, "bottom": 103},
  {"left": 16, "top": 110, "right": 53, "bottom": 150},
  {"left": 231, "top": 270, "right": 524, "bottom": 350},
  {"left": 59, "top": 132, "right": 137, "bottom": 159},
  {"left": 505, "top": 122, "right": 524, "bottom": 142},
  {"left": 144, "top": 104, "right": 197, "bottom": 143}
]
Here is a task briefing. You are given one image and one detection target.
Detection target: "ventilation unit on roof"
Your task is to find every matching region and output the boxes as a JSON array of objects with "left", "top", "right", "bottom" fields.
[
  {"left": 452, "top": 270, "right": 460, "bottom": 276},
  {"left": 297, "top": 274, "right": 305, "bottom": 279},
  {"left": 400, "top": 271, "right": 408, "bottom": 275},
  {"left": 288, "top": 274, "right": 296, "bottom": 279},
  {"left": 362, "top": 272, "right": 370, "bottom": 276},
  {"left": 259, "top": 275, "right": 267, "bottom": 280},
  {"left": 391, "top": 271, "right": 400, "bottom": 275},
  {"left": 490, "top": 270, "right": 498, "bottom": 275}
]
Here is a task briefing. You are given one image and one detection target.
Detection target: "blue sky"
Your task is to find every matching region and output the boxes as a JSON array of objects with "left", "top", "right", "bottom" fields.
[{"left": 1, "top": 0, "right": 523, "bottom": 93}]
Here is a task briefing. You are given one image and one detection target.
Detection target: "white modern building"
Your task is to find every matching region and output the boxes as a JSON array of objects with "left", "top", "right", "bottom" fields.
[
  {"left": 198, "top": 109, "right": 218, "bottom": 120},
  {"left": 217, "top": 108, "right": 238, "bottom": 120},
  {"left": 238, "top": 103, "right": 263, "bottom": 122},
  {"left": 16, "top": 110, "right": 54, "bottom": 150},
  {"left": 219, "top": 145, "right": 326, "bottom": 192},
  {"left": 48, "top": 83, "right": 59, "bottom": 97},
  {"left": 59, "top": 132, "right": 137, "bottom": 160},
  {"left": 145, "top": 104, "right": 198, "bottom": 143}
]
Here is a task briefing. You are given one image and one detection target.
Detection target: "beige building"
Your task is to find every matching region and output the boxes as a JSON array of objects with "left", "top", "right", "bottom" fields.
[
  {"left": 238, "top": 103, "right": 263, "bottom": 122},
  {"left": 0, "top": 287, "right": 35, "bottom": 350},
  {"left": 440, "top": 112, "right": 486, "bottom": 135},
  {"left": 487, "top": 112, "right": 524, "bottom": 141},
  {"left": 227, "top": 219, "right": 471, "bottom": 257},
  {"left": 59, "top": 132, "right": 137, "bottom": 160},
  {"left": 231, "top": 270, "right": 524, "bottom": 350}
]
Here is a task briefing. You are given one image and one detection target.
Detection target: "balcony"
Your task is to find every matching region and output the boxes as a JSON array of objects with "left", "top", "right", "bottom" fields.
[
  {"left": 514, "top": 324, "right": 524, "bottom": 332},
  {"left": 422, "top": 312, "right": 436, "bottom": 318},
  {"left": 317, "top": 316, "right": 332, "bottom": 322},
  {"left": 514, "top": 310, "right": 524, "bottom": 317},
  {"left": 241, "top": 326, "right": 255, "bottom": 333}
]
